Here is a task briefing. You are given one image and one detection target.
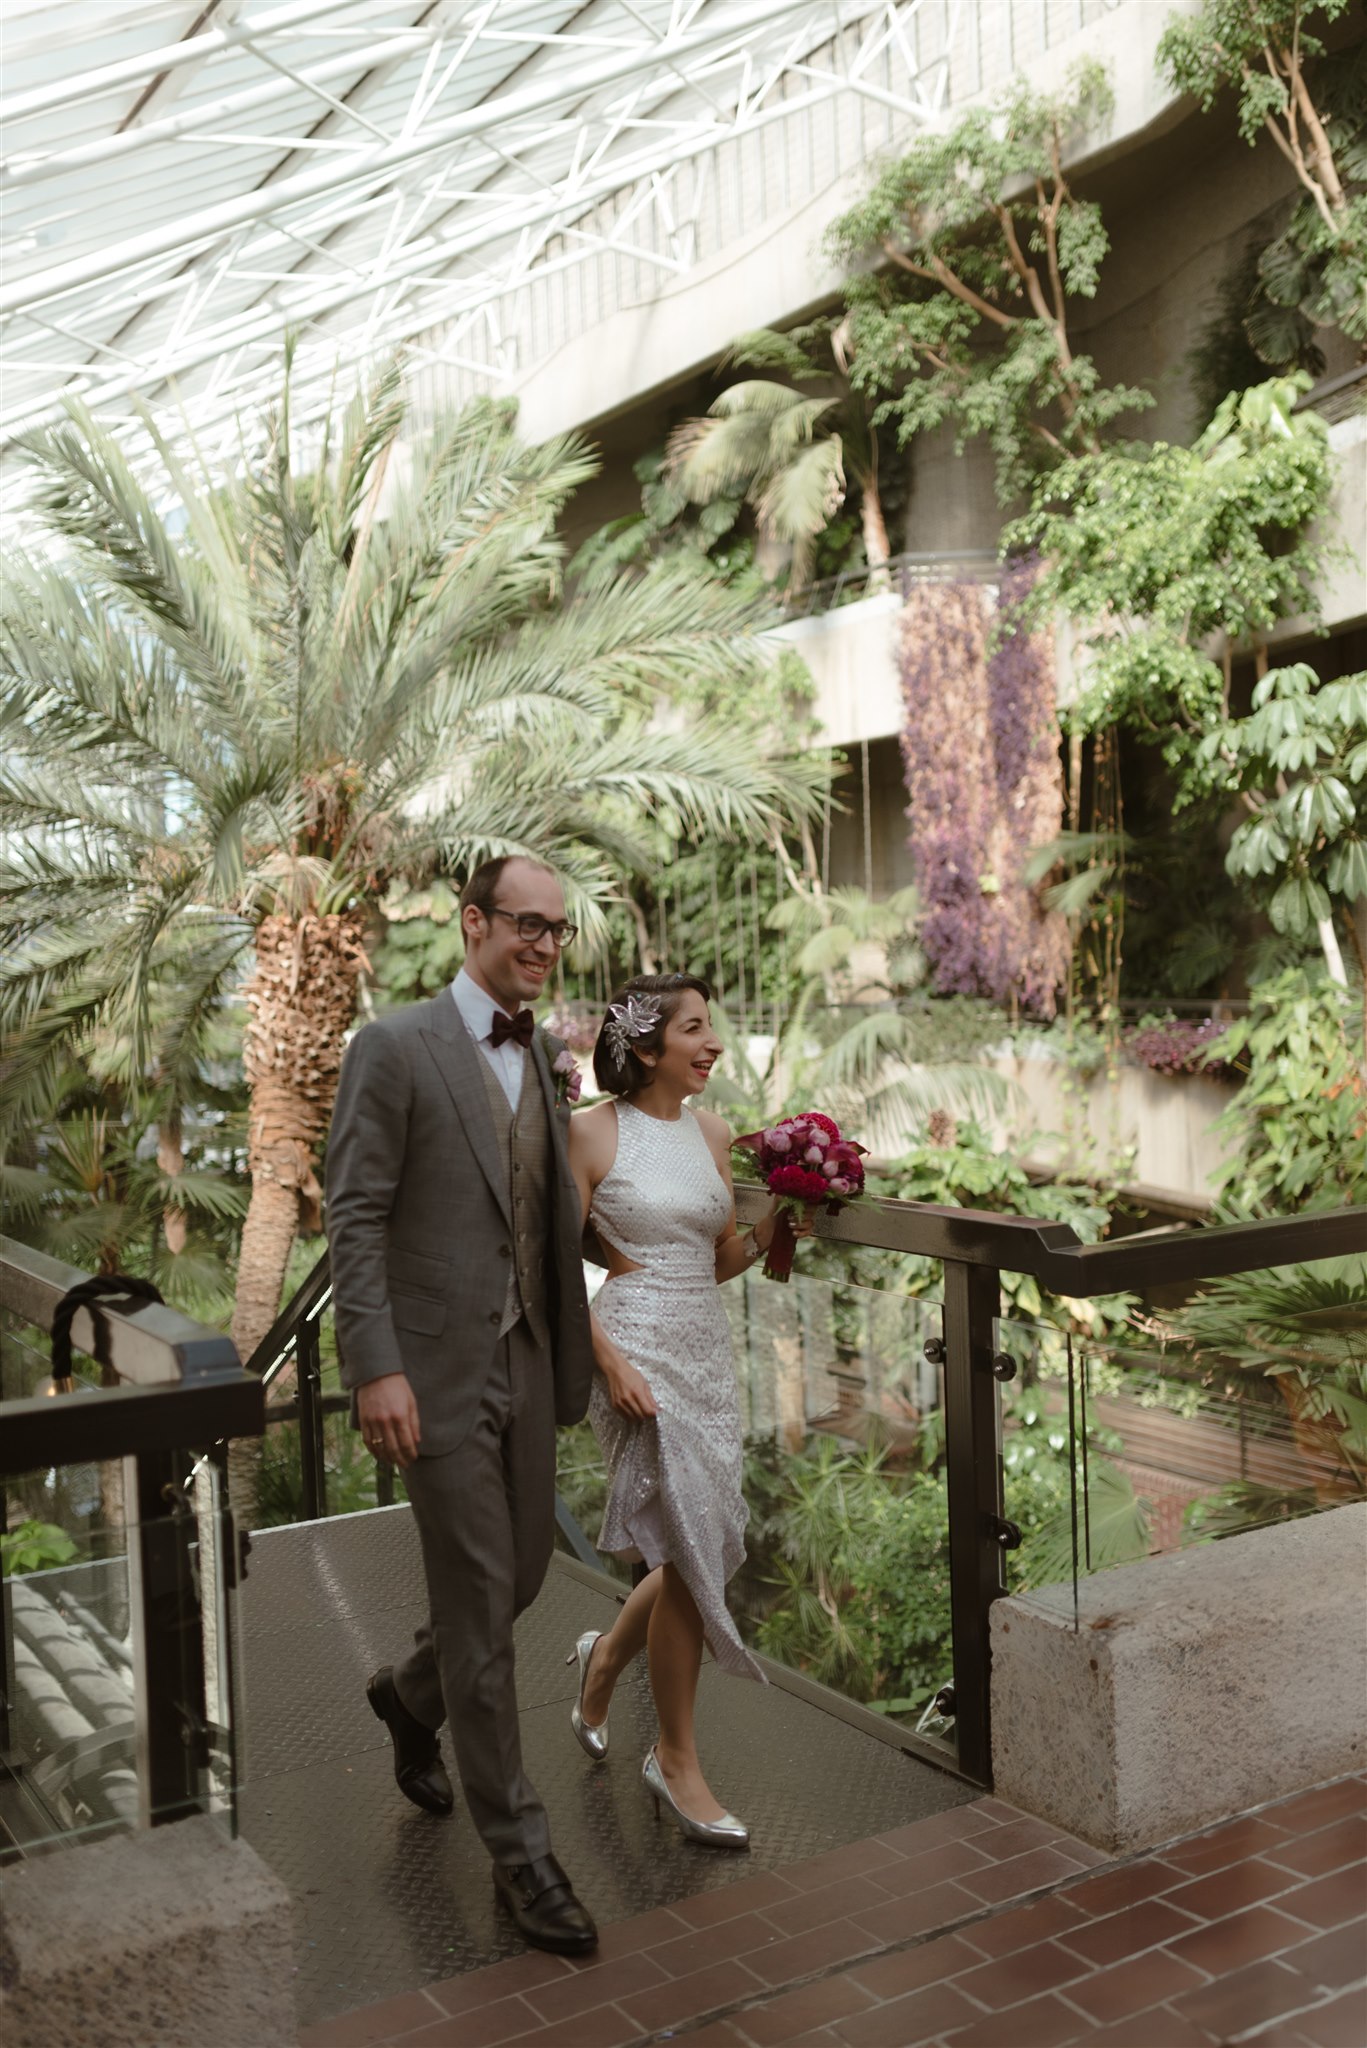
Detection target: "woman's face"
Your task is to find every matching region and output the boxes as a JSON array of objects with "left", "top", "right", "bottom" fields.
[{"left": 641, "top": 988, "right": 722, "bottom": 1096}]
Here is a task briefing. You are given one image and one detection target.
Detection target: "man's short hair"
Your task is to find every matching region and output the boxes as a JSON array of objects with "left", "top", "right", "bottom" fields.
[{"left": 459, "top": 855, "right": 556, "bottom": 922}]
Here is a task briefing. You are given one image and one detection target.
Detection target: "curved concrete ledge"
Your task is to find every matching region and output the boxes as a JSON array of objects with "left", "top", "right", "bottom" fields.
[
  {"left": 0, "top": 1815, "right": 295, "bottom": 2048},
  {"left": 990, "top": 1501, "right": 1367, "bottom": 1853}
]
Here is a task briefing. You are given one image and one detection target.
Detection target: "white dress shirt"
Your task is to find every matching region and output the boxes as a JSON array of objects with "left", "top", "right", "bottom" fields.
[{"left": 451, "top": 967, "right": 526, "bottom": 1111}]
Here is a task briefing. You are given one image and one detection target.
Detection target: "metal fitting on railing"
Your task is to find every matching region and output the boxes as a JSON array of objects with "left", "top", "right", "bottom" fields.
[{"left": 992, "top": 1352, "right": 1018, "bottom": 1382}]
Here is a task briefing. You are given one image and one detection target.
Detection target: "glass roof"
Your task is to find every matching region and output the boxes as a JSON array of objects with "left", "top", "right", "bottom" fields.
[{"left": 1, "top": 0, "right": 971, "bottom": 473}]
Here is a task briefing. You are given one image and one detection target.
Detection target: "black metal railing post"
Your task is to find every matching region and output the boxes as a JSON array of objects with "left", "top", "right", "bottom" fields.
[
  {"left": 941, "top": 1258, "right": 1009, "bottom": 1786},
  {"left": 126, "top": 1449, "right": 209, "bottom": 1828},
  {"left": 296, "top": 1311, "right": 327, "bottom": 1522}
]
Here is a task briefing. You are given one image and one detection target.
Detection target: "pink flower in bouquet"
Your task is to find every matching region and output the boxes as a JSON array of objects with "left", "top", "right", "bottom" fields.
[{"left": 732, "top": 1110, "right": 868, "bottom": 1281}]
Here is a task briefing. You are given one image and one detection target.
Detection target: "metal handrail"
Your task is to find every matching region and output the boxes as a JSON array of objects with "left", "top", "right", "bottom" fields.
[
  {"left": 0, "top": 1234, "right": 263, "bottom": 1481},
  {"left": 731, "top": 1186, "right": 1367, "bottom": 1289},
  {"left": 250, "top": 1189, "right": 1364, "bottom": 1789},
  {"left": 1, "top": 1236, "right": 263, "bottom": 1836}
]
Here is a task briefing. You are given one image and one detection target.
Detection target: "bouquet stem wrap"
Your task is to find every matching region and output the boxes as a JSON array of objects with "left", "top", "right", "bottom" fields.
[{"left": 763, "top": 1203, "right": 799, "bottom": 1283}]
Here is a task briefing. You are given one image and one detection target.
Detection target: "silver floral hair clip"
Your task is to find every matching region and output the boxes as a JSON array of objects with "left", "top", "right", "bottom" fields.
[{"left": 604, "top": 992, "right": 665, "bottom": 1063}]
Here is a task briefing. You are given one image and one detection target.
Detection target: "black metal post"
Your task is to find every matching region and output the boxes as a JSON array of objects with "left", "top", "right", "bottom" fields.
[
  {"left": 941, "top": 1259, "right": 1007, "bottom": 1787},
  {"left": 126, "top": 1450, "right": 208, "bottom": 1828},
  {"left": 297, "top": 1318, "right": 326, "bottom": 1522}
]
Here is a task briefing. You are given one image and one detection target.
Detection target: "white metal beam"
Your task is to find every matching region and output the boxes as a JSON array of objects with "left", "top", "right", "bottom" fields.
[{"left": 0, "top": 0, "right": 835, "bottom": 316}]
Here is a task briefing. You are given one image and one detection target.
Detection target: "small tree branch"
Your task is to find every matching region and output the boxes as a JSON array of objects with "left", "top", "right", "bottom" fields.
[
  {"left": 883, "top": 241, "right": 1019, "bottom": 330},
  {"left": 1243, "top": 53, "right": 1343, "bottom": 235}
]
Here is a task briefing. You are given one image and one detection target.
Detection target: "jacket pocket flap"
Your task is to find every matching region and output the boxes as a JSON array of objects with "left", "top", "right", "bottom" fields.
[
  {"left": 388, "top": 1246, "right": 450, "bottom": 1289},
  {"left": 390, "top": 1289, "right": 447, "bottom": 1337}
]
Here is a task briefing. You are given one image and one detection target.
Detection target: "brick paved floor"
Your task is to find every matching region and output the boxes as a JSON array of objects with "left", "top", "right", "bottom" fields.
[{"left": 298, "top": 1774, "right": 1366, "bottom": 2048}]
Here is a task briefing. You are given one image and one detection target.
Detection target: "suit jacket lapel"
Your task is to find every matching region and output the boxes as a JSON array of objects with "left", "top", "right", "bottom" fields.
[
  {"left": 531, "top": 1029, "right": 573, "bottom": 1171},
  {"left": 419, "top": 995, "right": 513, "bottom": 1229}
]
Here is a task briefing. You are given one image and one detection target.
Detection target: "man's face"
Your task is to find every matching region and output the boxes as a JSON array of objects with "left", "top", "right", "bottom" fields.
[{"left": 462, "top": 860, "right": 568, "bottom": 1012}]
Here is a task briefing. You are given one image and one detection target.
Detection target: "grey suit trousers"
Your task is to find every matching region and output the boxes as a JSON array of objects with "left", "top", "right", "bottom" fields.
[{"left": 393, "top": 1316, "right": 556, "bottom": 1864}]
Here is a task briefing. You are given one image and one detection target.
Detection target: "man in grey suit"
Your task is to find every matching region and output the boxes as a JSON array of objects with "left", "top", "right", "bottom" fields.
[{"left": 325, "top": 855, "right": 597, "bottom": 1955}]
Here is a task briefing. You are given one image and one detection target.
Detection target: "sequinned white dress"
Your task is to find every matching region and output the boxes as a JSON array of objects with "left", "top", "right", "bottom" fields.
[{"left": 589, "top": 1102, "right": 763, "bottom": 1681}]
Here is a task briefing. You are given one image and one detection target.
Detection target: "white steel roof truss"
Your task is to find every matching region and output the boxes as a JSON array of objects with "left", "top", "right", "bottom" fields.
[{"left": 1, "top": 0, "right": 948, "bottom": 468}]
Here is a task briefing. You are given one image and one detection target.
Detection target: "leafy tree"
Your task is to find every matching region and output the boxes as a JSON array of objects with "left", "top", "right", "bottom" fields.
[
  {"left": 566, "top": 447, "right": 751, "bottom": 583},
  {"left": 663, "top": 322, "right": 891, "bottom": 586},
  {"left": 827, "top": 63, "right": 1152, "bottom": 504},
  {"left": 1213, "top": 663, "right": 1367, "bottom": 993},
  {"left": 1011, "top": 378, "right": 1334, "bottom": 753},
  {"left": 1160, "top": 2, "right": 1367, "bottom": 362},
  {"left": 1011, "top": 378, "right": 1358, "bottom": 987},
  {"left": 1207, "top": 969, "right": 1366, "bottom": 1210},
  {"left": 0, "top": 363, "right": 820, "bottom": 1382},
  {"left": 1, "top": 1077, "right": 244, "bottom": 1295}
]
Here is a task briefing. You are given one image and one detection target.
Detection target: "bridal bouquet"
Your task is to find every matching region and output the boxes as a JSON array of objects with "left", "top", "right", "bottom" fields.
[{"left": 733, "top": 1113, "right": 867, "bottom": 1282}]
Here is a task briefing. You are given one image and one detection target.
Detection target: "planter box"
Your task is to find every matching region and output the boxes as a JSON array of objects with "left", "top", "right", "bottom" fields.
[{"left": 990, "top": 1502, "right": 1367, "bottom": 1853}]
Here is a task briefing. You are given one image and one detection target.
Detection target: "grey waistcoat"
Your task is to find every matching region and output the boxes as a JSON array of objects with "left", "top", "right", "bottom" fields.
[{"left": 473, "top": 1051, "right": 551, "bottom": 1346}]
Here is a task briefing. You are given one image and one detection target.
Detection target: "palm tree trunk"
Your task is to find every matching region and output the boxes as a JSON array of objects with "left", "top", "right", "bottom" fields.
[
  {"left": 157, "top": 1116, "right": 186, "bottom": 1257},
  {"left": 229, "top": 910, "right": 369, "bottom": 1526}
]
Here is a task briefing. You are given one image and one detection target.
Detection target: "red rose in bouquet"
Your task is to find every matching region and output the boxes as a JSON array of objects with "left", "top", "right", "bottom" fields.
[{"left": 733, "top": 1112, "right": 867, "bottom": 1282}]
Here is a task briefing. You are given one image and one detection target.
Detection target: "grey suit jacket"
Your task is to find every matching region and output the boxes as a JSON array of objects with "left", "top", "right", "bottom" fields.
[{"left": 324, "top": 993, "right": 594, "bottom": 1457}]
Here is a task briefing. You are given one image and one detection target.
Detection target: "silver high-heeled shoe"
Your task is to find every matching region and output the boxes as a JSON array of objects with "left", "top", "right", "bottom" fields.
[
  {"left": 642, "top": 1747, "right": 749, "bottom": 1850},
  {"left": 566, "top": 1630, "right": 609, "bottom": 1761}
]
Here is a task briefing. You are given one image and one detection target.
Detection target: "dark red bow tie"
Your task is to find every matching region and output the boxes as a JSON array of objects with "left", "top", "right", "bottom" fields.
[{"left": 490, "top": 1007, "right": 535, "bottom": 1050}]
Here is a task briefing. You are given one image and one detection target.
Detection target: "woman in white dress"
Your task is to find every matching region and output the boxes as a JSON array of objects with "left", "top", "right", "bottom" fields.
[{"left": 565, "top": 972, "right": 804, "bottom": 1848}]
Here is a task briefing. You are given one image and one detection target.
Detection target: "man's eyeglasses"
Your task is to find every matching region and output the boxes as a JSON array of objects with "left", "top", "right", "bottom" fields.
[{"left": 488, "top": 908, "right": 578, "bottom": 948}]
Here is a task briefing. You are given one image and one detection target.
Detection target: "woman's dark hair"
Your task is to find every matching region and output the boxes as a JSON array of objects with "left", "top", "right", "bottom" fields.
[{"left": 592, "top": 972, "right": 712, "bottom": 1098}]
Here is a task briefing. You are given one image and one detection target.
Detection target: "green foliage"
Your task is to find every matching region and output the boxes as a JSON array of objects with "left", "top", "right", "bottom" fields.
[
  {"left": 703, "top": 885, "right": 1012, "bottom": 1148},
  {"left": 871, "top": 1126, "right": 1135, "bottom": 1337},
  {"left": 1162, "top": 1253, "right": 1367, "bottom": 1536},
  {"left": 1, "top": 364, "right": 822, "bottom": 1096},
  {"left": 1210, "top": 664, "right": 1367, "bottom": 940},
  {"left": 1208, "top": 970, "right": 1367, "bottom": 1211},
  {"left": 1, "top": 1055, "right": 245, "bottom": 1302},
  {"left": 828, "top": 62, "right": 1152, "bottom": 502},
  {"left": 1009, "top": 378, "right": 1335, "bottom": 769},
  {"left": 663, "top": 321, "right": 891, "bottom": 587},
  {"left": 0, "top": 1519, "right": 79, "bottom": 1575},
  {"left": 746, "top": 1404, "right": 1146, "bottom": 1712},
  {"left": 1160, "top": 5, "right": 1367, "bottom": 356}
]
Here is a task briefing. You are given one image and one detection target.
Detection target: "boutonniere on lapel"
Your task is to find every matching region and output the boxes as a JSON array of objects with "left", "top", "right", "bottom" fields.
[{"left": 538, "top": 1027, "right": 583, "bottom": 1107}]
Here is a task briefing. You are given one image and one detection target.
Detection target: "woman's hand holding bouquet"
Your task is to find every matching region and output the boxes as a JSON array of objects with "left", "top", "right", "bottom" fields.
[{"left": 732, "top": 1113, "right": 866, "bottom": 1282}]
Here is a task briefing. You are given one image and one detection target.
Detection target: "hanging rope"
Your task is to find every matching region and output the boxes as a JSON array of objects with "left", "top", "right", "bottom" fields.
[
  {"left": 733, "top": 867, "right": 748, "bottom": 1034},
  {"left": 709, "top": 857, "right": 725, "bottom": 1000},
  {"left": 860, "top": 738, "right": 874, "bottom": 898},
  {"left": 749, "top": 860, "right": 763, "bottom": 1034},
  {"left": 821, "top": 768, "right": 833, "bottom": 892}
]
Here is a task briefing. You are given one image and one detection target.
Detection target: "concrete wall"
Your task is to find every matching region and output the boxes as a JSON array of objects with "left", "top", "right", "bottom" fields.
[
  {"left": 494, "top": 1, "right": 1203, "bottom": 446},
  {"left": 990, "top": 1501, "right": 1367, "bottom": 1853}
]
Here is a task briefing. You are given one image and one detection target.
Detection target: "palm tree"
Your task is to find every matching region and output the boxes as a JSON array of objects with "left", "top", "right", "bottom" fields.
[
  {"left": 1, "top": 360, "right": 821, "bottom": 1383},
  {"left": 664, "top": 322, "right": 892, "bottom": 589}
]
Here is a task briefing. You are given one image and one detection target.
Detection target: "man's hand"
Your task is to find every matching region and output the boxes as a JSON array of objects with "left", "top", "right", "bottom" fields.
[{"left": 357, "top": 1373, "right": 421, "bottom": 1467}]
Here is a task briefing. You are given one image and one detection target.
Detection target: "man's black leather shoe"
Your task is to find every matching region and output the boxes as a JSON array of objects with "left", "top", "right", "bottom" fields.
[
  {"left": 492, "top": 1853, "right": 598, "bottom": 1955},
  {"left": 366, "top": 1666, "right": 454, "bottom": 1816}
]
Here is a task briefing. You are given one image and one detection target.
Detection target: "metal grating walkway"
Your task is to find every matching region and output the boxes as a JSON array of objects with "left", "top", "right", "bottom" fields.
[{"left": 236, "top": 1507, "right": 973, "bottom": 2030}]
